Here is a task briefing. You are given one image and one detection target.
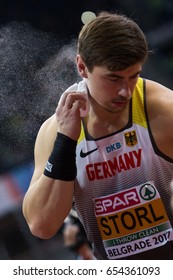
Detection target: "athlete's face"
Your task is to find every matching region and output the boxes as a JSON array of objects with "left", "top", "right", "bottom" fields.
[{"left": 77, "top": 55, "right": 142, "bottom": 114}]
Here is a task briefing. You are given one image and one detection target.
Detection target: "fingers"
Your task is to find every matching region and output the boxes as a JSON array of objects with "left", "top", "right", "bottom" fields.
[
  {"left": 58, "top": 83, "right": 78, "bottom": 107},
  {"left": 66, "top": 94, "right": 87, "bottom": 111},
  {"left": 58, "top": 91, "right": 71, "bottom": 107},
  {"left": 58, "top": 91, "right": 88, "bottom": 112}
]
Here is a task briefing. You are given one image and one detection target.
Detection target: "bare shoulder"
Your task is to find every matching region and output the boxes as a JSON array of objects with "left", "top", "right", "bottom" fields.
[
  {"left": 35, "top": 114, "right": 57, "bottom": 155},
  {"left": 146, "top": 79, "right": 173, "bottom": 101},
  {"left": 146, "top": 79, "right": 173, "bottom": 116},
  {"left": 145, "top": 79, "right": 173, "bottom": 157},
  {"left": 30, "top": 114, "right": 58, "bottom": 182},
  {"left": 37, "top": 114, "right": 57, "bottom": 140}
]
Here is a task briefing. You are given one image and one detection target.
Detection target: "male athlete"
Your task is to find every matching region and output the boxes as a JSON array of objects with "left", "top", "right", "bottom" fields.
[{"left": 23, "top": 12, "right": 173, "bottom": 259}]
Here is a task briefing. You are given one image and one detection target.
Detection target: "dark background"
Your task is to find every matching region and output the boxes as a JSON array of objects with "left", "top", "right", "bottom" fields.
[
  {"left": 0, "top": 0, "right": 173, "bottom": 259},
  {"left": 0, "top": 0, "right": 173, "bottom": 174}
]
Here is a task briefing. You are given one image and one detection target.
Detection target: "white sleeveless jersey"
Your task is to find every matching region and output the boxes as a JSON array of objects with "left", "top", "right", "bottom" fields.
[{"left": 74, "top": 77, "right": 173, "bottom": 259}]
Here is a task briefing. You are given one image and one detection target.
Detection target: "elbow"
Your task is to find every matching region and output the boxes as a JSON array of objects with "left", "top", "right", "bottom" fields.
[
  {"left": 29, "top": 225, "right": 52, "bottom": 240},
  {"left": 23, "top": 206, "right": 61, "bottom": 239},
  {"left": 27, "top": 219, "right": 61, "bottom": 240},
  {"left": 22, "top": 199, "right": 68, "bottom": 239}
]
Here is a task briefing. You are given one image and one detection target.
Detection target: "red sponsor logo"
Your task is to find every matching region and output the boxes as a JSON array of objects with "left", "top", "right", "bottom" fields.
[{"left": 94, "top": 188, "right": 140, "bottom": 216}]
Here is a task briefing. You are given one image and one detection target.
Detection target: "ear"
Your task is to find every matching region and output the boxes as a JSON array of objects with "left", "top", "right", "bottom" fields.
[{"left": 76, "top": 55, "right": 88, "bottom": 78}]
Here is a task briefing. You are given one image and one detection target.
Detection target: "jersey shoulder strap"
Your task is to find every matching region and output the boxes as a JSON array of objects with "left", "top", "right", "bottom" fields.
[{"left": 132, "top": 77, "right": 147, "bottom": 128}]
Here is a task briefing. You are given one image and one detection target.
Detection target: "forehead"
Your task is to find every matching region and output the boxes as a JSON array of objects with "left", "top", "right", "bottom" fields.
[{"left": 92, "top": 63, "right": 143, "bottom": 78}]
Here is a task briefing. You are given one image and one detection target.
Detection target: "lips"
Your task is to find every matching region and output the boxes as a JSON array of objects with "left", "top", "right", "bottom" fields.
[{"left": 112, "top": 100, "right": 128, "bottom": 107}]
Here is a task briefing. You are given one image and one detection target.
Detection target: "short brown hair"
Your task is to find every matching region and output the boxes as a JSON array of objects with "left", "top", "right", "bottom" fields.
[{"left": 77, "top": 12, "right": 148, "bottom": 72}]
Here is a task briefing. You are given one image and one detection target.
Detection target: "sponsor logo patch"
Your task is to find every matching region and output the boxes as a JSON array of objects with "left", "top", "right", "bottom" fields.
[{"left": 93, "top": 182, "right": 173, "bottom": 259}]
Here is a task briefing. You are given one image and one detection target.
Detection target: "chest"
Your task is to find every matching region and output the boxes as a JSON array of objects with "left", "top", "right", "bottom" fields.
[{"left": 76, "top": 124, "right": 152, "bottom": 183}]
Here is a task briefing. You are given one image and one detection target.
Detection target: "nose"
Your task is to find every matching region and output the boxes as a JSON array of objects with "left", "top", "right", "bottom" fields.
[{"left": 118, "top": 83, "right": 131, "bottom": 99}]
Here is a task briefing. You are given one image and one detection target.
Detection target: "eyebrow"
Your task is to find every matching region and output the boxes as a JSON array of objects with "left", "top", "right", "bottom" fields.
[{"left": 104, "top": 70, "right": 142, "bottom": 79}]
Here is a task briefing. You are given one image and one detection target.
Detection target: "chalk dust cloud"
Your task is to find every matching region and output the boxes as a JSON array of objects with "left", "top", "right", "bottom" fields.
[{"left": 0, "top": 21, "right": 80, "bottom": 172}]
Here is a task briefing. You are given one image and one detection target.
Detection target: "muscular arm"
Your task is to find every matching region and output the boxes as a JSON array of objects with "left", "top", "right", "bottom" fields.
[
  {"left": 22, "top": 116, "right": 74, "bottom": 239},
  {"left": 22, "top": 89, "right": 88, "bottom": 239}
]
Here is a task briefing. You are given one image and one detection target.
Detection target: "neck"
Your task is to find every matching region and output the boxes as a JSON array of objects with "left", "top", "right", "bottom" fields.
[{"left": 85, "top": 103, "right": 130, "bottom": 138}]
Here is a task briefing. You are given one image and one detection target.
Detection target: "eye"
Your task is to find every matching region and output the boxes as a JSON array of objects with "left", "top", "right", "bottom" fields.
[
  {"left": 107, "top": 77, "right": 119, "bottom": 82},
  {"left": 130, "top": 74, "right": 140, "bottom": 80}
]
